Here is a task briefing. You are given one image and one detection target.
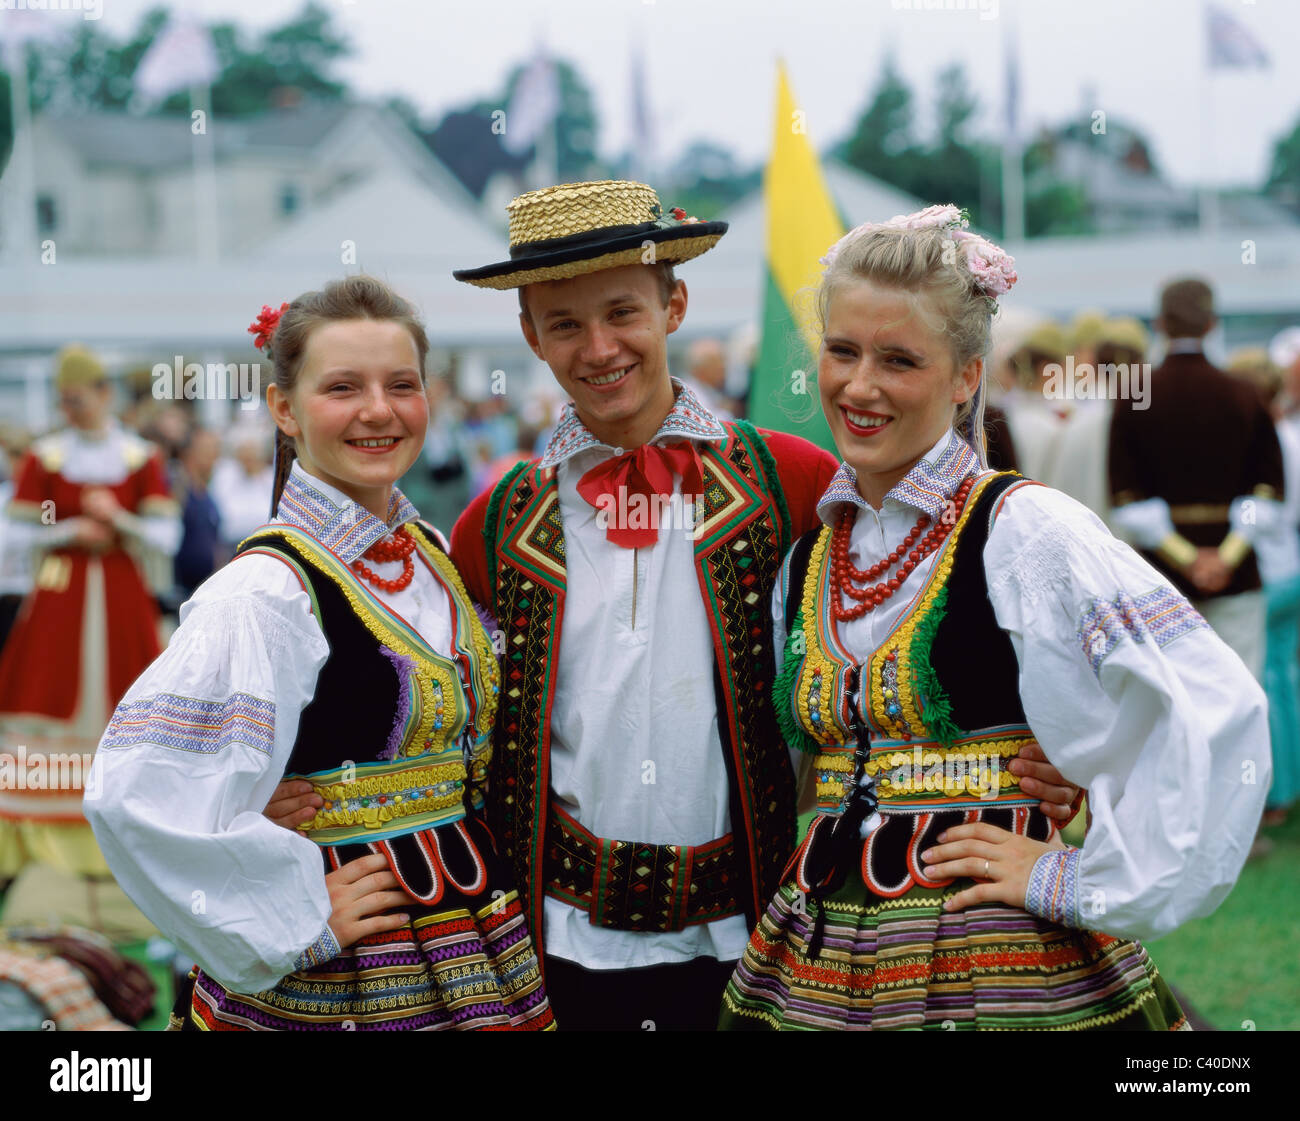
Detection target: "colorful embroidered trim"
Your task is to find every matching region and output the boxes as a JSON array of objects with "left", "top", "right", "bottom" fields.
[
  {"left": 867, "top": 474, "right": 999, "bottom": 743},
  {"left": 815, "top": 432, "right": 978, "bottom": 526},
  {"left": 270, "top": 464, "right": 420, "bottom": 562},
  {"left": 543, "top": 803, "right": 741, "bottom": 932},
  {"left": 293, "top": 754, "right": 474, "bottom": 844},
  {"left": 241, "top": 525, "right": 498, "bottom": 762},
  {"left": 1025, "top": 847, "right": 1082, "bottom": 929},
  {"left": 101, "top": 691, "right": 275, "bottom": 756},
  {"left": 292, "top": 925, "right": 341, "bottom": 973},
  {"left": 539, "top": 379, "right": 726, "bottom": 468},
  {"left": 866, "top": 731, "right": 1039, "bottom": 811},
  {"left": 1077, "top": 586, "right": 1209, "bottom": 677},
  {"left": 490, "top": 424, "right": 797, "bottom": 951},
  {"left": 721, "top": 871, "right": 1184, "bottom": 1030},
  {"left": 791, "top": 525, "right": 853, "bottom": 752}
]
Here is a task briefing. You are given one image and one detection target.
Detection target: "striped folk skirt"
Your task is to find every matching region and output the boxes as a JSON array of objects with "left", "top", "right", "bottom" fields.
[
  {"left": 178, "top": 814, "right": 554, "bottom": 1031},
  {"left": 719, "top": 813, "right": 1187, "bottom": 1031}
]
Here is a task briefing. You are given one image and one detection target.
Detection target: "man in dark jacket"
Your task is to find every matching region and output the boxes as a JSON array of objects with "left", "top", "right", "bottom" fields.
[{"left": 1108, "top": 278, "right": 1284, "bottom": 678}]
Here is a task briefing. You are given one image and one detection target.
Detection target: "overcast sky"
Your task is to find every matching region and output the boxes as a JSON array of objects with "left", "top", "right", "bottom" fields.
[{"left": 72, "top": 0, "right": 1300, "bottom": 190}]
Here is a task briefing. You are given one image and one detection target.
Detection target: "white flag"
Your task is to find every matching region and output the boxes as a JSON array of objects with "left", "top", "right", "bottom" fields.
[
  {"left": 502, "top": 53, "right": 560, "bottom": 157},
  {"left": 1206, "top": 4, "right": 1268, "bottom": 69},
  {"left": 134, "top": 17, "right": 220, "bottom": 102}
]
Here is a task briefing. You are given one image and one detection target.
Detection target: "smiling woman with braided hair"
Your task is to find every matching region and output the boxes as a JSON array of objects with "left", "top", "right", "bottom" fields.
[{"left": 85, "top": 275, "right": 552, "bottom": 1031}]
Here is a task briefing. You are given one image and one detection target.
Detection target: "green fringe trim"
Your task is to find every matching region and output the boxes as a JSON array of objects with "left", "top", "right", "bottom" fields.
[
  {"left": 774, "top": 605, "right": 820, "bottom": 756},
  {"left": 734, "top": 418, "right": 793, "bottom": 556},
  {"left": 482, "top": 461, "right": 531, "bottom": 596},
  {"left": 908, "top": 583, "right": 965, "bottom": 749}
]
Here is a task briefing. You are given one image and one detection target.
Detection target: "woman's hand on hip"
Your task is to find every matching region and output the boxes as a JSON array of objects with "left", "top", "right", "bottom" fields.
[
  {"left": 919, "top": 821, "right": 1067, "bottom": 913},
  {"left": 264, "top": 779, "right": 324, "bottom": 830},
  {"left": 1008, "top": 742, "right": 1081, "bottom": 822},
  {"left": 325, "top": 853, "right": 411, "bottom": 949}
]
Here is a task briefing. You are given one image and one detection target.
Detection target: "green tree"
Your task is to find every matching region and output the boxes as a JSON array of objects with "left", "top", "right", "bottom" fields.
[
  {"left": 192, "top": 2, "right": 349, "bottom": 117},
  {"left": 663, "top": 139, "right": 761, "bottom": 220},
  {"left": 1265, "top": 113, "right": 1300, "bottom": 210},
  {"left": 837, "top": 59, "right": 917, "bottom": 179},
  {"left": 498, "top": 57, "right": 602, "bottom": 182}
]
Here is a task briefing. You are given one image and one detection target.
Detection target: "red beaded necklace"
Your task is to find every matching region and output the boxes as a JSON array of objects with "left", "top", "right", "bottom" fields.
[
  {"left": 831, "top": 476, "right": 975, "bottom": 621},
  {"left": 352, "top": 525, "right": 417, "bottom": 594}
]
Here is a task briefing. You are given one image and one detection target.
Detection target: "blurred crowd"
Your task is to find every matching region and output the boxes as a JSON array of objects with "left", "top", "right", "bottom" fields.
[{"left": 986, "top": 280, "right": 1300, "bottom": 837}]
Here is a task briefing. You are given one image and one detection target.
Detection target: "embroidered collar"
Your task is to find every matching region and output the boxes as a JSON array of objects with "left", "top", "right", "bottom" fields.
[
  {"left": 539, "top": 378, "right": 727, "bottom": 469},
  {"left": 816, "top": 429, "right": 979, "bottom": 525},
  {"left": 274, "top": 461, "right": 419, "bottom": 562}
]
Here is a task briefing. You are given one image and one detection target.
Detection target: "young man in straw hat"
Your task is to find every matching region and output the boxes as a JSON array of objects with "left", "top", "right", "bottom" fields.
[{"left": 440, "top": 180, "right": 1081, "bottom": 1030}]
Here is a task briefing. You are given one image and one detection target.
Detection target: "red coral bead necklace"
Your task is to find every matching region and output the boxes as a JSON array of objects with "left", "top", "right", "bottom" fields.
[
  {"left": 352, "top": 525, "right": 417, "bottom": 594},
  {"left": 831, "top": 476, "right": 975, "bottom": 621}
]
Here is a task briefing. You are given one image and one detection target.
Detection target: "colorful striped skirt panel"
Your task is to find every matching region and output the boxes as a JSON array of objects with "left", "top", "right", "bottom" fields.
[
  {"left": 719, "top": 810, "right": 1187, "bottom": 1031},
  {"left": 185, "top": 813, "right": 554, "bottom": 1031}
]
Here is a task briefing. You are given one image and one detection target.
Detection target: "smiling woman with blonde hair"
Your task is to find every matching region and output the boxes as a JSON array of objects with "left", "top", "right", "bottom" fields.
[{"left": 720, "top": 207, "right": 1268, "bottom": 1031}]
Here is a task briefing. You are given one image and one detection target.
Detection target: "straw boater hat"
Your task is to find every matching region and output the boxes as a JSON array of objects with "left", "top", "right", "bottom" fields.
[
  {"left": 453, "top": 179, "right": 727, "bottom": 290},
  {"left": 54, "top": 344, "right": 107, "bottom": 391}
]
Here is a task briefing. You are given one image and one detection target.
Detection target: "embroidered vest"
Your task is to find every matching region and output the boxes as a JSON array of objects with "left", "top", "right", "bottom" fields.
[
  {"left": 777, "top": 472, "right": 1055, "bottom": 897},
  {"left": 483, "top": 419, "right": 798, "bottom": 951},
  {"left": 234, "top": 522, "right": 501, "bottom": 894}
]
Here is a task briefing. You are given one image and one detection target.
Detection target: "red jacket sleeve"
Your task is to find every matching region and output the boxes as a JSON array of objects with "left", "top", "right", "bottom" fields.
[
  {"left": 449, "top": 486, "right": 494, "bottom": 609},
  {"left": 11, "top": 451, "right": 52, "bottom": 508},
  {"left": 755, "top": 429, "right": 839, "bottom": 537}
]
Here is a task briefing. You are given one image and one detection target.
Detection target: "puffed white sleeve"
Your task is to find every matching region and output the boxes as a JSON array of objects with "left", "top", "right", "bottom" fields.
[
  {"left": 84, "top": 555, "right": 338, "bottom": 993},
  {"left": 984, "top": 483, "right": 1269, "bottom": 942}
]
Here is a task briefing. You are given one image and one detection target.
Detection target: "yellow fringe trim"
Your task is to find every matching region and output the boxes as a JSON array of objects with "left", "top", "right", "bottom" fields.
[{"left": 794, "top": 526, "right": 854, "bottom": 750}]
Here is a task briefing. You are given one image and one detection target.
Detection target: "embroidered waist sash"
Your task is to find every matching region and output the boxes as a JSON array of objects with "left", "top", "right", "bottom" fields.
[
  {"left": 815, "top": 728, "right": 1041, "bottom": 814},
  {"left": 290, "top": 749, "right": 483, "bottom": 846},
  {"left": 542, "top": 802, "right": 742, "bottom": 933}
]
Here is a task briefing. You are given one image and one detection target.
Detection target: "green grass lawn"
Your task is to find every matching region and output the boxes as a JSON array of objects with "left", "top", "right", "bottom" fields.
[
  {"left": 1141, "top": 809, "right": 1300, "bottom": 1031},
  {"left": 117, "top": 941, "right": 175, "bottom": 1031}
]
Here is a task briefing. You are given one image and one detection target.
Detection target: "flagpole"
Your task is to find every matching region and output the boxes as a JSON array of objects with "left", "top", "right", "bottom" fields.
[
  {"left": 1000, "top": 9, "right": 1024, "bottom": 243},
  {"left": 1199, "top": 4, "right": 1219, "bottom": 235},
  {"left": 191, "top": 82, "right": 219, "bottom": 261},
  {"left": 3, "top": 41, "right": 39, "bottom": 265}
]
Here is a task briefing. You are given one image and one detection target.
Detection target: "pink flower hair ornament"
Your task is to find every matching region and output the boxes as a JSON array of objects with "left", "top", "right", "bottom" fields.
[{"left": 820, "top": 204, "right": 1017, "bottom": 301}]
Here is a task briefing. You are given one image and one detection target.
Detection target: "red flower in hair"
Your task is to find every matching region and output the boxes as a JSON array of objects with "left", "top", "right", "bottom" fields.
[
  {"left": 670, "top": 207, "right": 687, "bottom": 220},
  {"left": 248, "top": 302, "right": 290, "bottom": 353}
]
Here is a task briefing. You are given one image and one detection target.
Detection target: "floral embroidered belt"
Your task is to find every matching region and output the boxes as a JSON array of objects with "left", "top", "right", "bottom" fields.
[
  {"left": 543, "top": 802, "right": 742, "bottom": 933},
  {"left": 814, "top": 728, "right": 1041, "bottom": 814},
  {"left": 290, "top": 750, "right": 483, "bottom": 846}
]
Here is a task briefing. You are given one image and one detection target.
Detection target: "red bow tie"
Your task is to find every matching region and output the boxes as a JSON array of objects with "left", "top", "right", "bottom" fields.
[{"left": 576, "top": 441, "right": 704, "bottom": 548}]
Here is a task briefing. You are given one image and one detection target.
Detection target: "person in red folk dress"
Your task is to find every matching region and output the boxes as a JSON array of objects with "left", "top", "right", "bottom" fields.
[{"left": 0, "top": 345, "right": 179, "bottom": 885}]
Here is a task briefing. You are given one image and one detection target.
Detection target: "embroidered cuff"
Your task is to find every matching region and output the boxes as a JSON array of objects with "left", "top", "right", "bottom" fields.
[
  {"left": 293, "top": 925, "right": 341, "bottom": 973},
  {"left": 1024, "top": 847, "right": 1081, "bottom": 929}
]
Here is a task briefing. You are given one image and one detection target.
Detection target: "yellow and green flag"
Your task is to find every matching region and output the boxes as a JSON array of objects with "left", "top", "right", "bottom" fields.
[{"left": 748, "top": 62, "right": 846, "bottom": 452}]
